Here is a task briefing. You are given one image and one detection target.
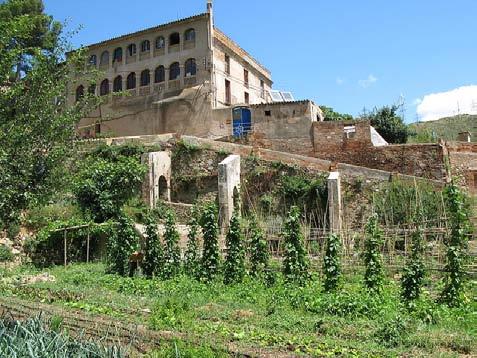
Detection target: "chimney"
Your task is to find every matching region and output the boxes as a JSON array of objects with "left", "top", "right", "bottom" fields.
[{"left": 207, "top": 0, "right": 213, "bottom": 13}]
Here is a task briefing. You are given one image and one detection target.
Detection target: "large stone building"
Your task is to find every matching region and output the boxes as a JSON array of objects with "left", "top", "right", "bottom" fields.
[{"left": 70, "top": 1, "right": 287, "bottom": 138}]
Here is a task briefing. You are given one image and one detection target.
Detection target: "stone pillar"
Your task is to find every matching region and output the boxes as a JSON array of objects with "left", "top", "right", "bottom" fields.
[
  {"left": 141, "top": 151, "right": 171, "bottom": 208},
  {"left": 218, "top": 154, "right": 241, "bottom": 232},
  {"left": 327, "top": 171, "right": 342, "bottom": 234}
]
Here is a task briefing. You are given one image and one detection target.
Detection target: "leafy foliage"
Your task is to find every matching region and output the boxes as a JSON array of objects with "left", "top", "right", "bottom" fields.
[
  {"left": 162, "top": 210, "right": 181, "bottom": 279},
  {"left": 323, "top": 234, "right": 342, "bottom": 292},
  {"left": 321, "top": 106, "right": 354, "bottom": 121},
  {"left": 0, "top": 245, "right": 13, "bottom": 263},
  {"left": 106, "top": 214, "right": 139, "bottom": 276},
  {"left": 282, "top": 206, "right": 309, "bottom": 285},
  {"left": 360, "top": 105, "right": 409, "bottom": 144},
  {"left": 142, "top": 213, "right": 163, "bottom": 278},
  {"left": 401, "top": 217, "right": 425, "bottom": 302},
  {"left": 199, "top": 203, "right": 220, "bottom": 282},
  {"left": 363, "top": 214, "right": 385, "bottom": 292},
  {"left": 223, "top": 210, "right": 246, "bottom": 285},
  {"left": 440, "top": 183, "right": 471, "bottom": 306},
  {"left": 248, "top": 215, "right": 269, "bottom": 276},
  {"left": 74, "top": 156, "right": 146, "bottom": 222},
  {"left": 184, "top": 206, "right": 200, "bottom": 278}
]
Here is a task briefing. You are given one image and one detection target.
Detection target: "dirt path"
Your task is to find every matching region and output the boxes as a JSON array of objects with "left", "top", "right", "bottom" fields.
[{"left": 0, "top": 296, "right": 294, "bottom": 358}]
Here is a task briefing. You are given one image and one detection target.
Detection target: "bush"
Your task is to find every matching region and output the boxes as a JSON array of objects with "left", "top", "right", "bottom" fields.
[
  {"left": 375, "top": 315, "right": 409, "bottom": 347},
  {"left": 0, "top": 245, "right": 13, "bottom": 263},
  {"left": 223, "top": 210, "right": 246, "bottom": 285}
]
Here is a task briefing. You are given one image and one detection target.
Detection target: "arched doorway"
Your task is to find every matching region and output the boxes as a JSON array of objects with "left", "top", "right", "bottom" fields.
[{"left": 158, "top": 175, "right": 169, "bottom": 201}]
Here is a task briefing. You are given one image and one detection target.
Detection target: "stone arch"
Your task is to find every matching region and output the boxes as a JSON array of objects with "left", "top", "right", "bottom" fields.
[
  {"left": 158, "top": 175, "right": 169, "bottom": 201},
  {"left": 141, "top": 151, "right": 171, "bottom": 208}
]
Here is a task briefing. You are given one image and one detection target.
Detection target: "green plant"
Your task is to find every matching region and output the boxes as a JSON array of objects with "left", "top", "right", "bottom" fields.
[
  {"left": 322, "top": 234, "right": 342, "bottom": 292},
  {"left": 360, "top": 104, "right": 409, "bottom": 144},
  {"left": 363, "top": 214, "right": 385, "bottom": 293},
  {"left": 223, "top": 210, "right": 246, "bottom": 285},
  {"left": 375, "top": 315, "right": 409, "bottom": 347},
  {"left": 199, "top": 203, "right": 220, "bottom": 282},
  {"left": 248, "top": 215, "right": 269, "bottom": 277},
  {"left": 282, "top": 206, "right": 309, "bottom": 285},
  {"left": 440, "top": 182, "right": 471, "bottom": 307},
  {"left": 401, "top": 217, "right": 425, "bottom": 302},
  {"left": 106, "top": 213, "right": 139, "bottom": 276},
  {"left": 162, "top": 210, "right": 181, "bottom": 279},
  {"left": 143, "top": 213, "right": 163, "bottom": 278},
  {"left": 184, "top": 206, "right": 200, "bottom": 278},
  {"left": 0, "top": 245, "right": 13, "bottom": 263}
]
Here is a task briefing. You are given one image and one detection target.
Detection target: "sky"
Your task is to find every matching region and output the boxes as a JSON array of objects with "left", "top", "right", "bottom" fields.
[{"left": 43, "top": 0, "right": 477, "bottom": 123}]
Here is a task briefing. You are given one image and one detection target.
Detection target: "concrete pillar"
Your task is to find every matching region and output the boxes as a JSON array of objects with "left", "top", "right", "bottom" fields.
[
  {"left": 218, "top": 154, "right": 241, "bottom": 232},
  {"left": 141, "top": 151, "right": 171, "bottom": 208},
  {"left": 327, "top": 171, "right": 342, "bottom": 234}
]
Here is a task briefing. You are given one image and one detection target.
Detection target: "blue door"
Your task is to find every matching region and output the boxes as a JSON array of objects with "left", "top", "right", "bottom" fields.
[{"left": 232, "top": 107, "right": 252, "bottom": 138}]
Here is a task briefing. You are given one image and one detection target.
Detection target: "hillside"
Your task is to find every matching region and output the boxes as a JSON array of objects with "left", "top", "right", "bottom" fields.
[{"left": 408, "top": 114, "right": 477, "bottom": 143}]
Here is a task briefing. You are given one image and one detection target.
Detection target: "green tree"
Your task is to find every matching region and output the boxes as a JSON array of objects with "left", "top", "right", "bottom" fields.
[
  {"left": 321, "top": 106, "right": 354, "bottom": 121},
  {"left": 0, "top": 0, "right": 99, "bottom": 228},
  {"left": 106, "top": 213, "right": 139, "bottom": 276},
  {"left": 248, "top": 215, "right": 269, "bottom": 276},
  {"left": 322, "top": 233, "right": 342, "bottom": 292},
  {"left": 143, "top": 213, "right": 163, "bottom": 278},
  {"left": 223, "top": 210, "right": 246, "bottom": 285},
  {"left": 360, "top": 105, "right": 409, "bottom": 144},
  {"left": 184, "top": 206, "right": 200, "bottom": 278},
  {"left": 282, "top": 206, "right": 309, "bottom": 285},
  {"left": 162, "top": 210, "right": 181, "bottom": 279},
  {"left": 200, "top": 203, "right": 220, "bottom": 282},
  {"left": 73, "top": 156, "right": 146, "bottom": 222},
  {"left": 363, "top": 214, "right": 385, "bottom": 292},
  {"left": 401, "top": 217, "right": 425, "bottom": 302},
  {"left": 440, "top": 183, "right": 471, "bottom": 306}
]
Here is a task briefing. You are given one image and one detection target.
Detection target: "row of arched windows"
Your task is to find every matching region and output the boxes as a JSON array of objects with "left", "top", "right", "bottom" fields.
[
  {"left": 76, "top": 59, "right": 197, "bottom": 101},
  {"left": 88, "top": 29, "right": 196, "bottom": 66}
]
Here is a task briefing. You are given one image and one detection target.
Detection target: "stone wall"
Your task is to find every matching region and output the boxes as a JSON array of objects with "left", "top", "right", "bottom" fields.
[{"left": 446, "top": 142, "right": 477, "bottom": 194}]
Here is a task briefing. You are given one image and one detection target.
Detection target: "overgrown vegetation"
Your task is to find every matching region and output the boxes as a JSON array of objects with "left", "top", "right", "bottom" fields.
[
  {"left": 199, "top": 203, "right": 220, "bottom": 282},
  {"left": 322, "top": 233, "right": 342, "bottom": 292},
  {"left": 162, "top": 210, "right": 181, "bottom": 279},
  {"left": 223, "top": 210, "right": 245, "bottom": 285},
  {"left": 363, "top": 214, "right": 385, "bottom": 292},
  {"left": 183, "top": 206, "right": 200, "bottom": 278},
  {"left": 247, "top": 215, "right": 269, "bottom": 277},
  {"left": 143, "top": 213, "right": 163, "bottom": 278}
]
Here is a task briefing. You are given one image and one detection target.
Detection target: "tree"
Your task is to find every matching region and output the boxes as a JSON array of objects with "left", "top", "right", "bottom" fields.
[
  {"left": 248, "top": 215, "right": 269, "bottom": 276},
  {"left": 360, "top": 105, "right": 409, "bottom": 144},
  {"left": 200, "top": 203, "right": 220, "bottom": 282},
  {"left": 321, "top": 106, "right": 354, "bottom": 122},
  {"left": 439, "top": 182, "right": 471, "bottom": 306},
  {"left": 363, "top": 214, "right": 385, "bottom": 292},
  {"left": 401, "top": 217, "right": 425, "bottom": 303},
  {"left": 184, "top": 206, "right": 200, "bottom": 278},
  {"left": 0, "top": 0, "right": 99, "bottom": 229},
  {"left": 282, "top": 206, "right": 309, "bottom": 285},
  {"left": 143, "top": 213, "right": 163, "bottom": 278},
  {"left": 162, "top": 210, "right": 181, "bottom": 279},
  {"left": 223, "top": 210, "right": 246, "bottom": 285},
  {"left": 323, "top": 233, "right": 342, "bottom": 292}
]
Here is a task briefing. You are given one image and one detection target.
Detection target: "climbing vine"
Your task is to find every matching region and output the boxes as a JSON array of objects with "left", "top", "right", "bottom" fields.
[
  {"left": 223, "top": 210, "right": 246, "bottom": 285},
  {"left": 248, "top": 215, "right": 269, "bottom": 277},
  {"left": 162, "top": 210, "right": 181, "bottom": 279},
  {"left": 143, "top": 213, "right": 164, "bottom": 278},
  {"left": 363, "top": 214, "right": 385, "bottom": 293},
  {"left": 322, "top": 233, "right": 342, "bottom": 292},
  {"left": 199, "top": 203, "right": 220, "bottom": 282}
]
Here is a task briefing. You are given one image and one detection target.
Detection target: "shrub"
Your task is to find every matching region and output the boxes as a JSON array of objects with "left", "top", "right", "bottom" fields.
[
  {"left": 106, "top": 214, "right": 139, "bottom": 276},
  {"left": 143, "top": 213, "right": 163, "bottom": 278},
  {"left": 223, "top": 210, "right": 246, "bottom": 285},
  {"left": 282, "top": 206, "right": 309, "bottom": 285},
  {"left": 440, "top": 183, "right": 471, "bottom": 307},
  {"left": 363, "top": 214, "right": 385, "bottom": 293},
  {"left": 248, "top": 215, "right": 269, "bottom": 276},
  {"left": 199, "top": 203, "right": 220, "bottom": 282},
  {"left": 322, "top": 233, "right": 342, "bottom": 292},
  {"left": 375, "top": 315, "right": 409, "bottom": 347},
  {"left": 184, "top": 206, "right": 200, "bottom": 278},
  {"left": 162, "top": 210, "right": 181, "bottom": 279},
  {"left": 0, "top": 245, "right": 13, "bottom": 263},
  {"left": 401, "top": 218, "right": 425, "bottom": 302}
]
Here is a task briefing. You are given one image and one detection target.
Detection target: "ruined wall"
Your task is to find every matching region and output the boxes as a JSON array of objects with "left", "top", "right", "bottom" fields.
[{"left": 446, "top": 142, "right": 477, "bottom": 194}]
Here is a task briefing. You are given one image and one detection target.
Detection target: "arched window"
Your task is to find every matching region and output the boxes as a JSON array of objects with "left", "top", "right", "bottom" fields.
[
  {"left": 100, "top": 79, "right": 109, "bottom": 96},
  {"left": 88, "top": 55, "right": 97, "bottom": 66},
  {"left": 155, "top": 36, "right": 165, "bottom": 49},
  {"left": 126, "top": 72, "right": 136, "bottom": 89},
  {"left": 127, "top": 43, "right": 136, "bottom": 57},
  {"left": 140, "top": 69, "right": 150, "bottom": 87},
  {"left": 169, "top": 62, "right": 180, "bottom": 80},
  {"left": 100, "top": 51, "right": 109, "bottom": 65},
  {"left": 169, "top": 32, "right": 180, "bottom": 46},
  {"left": 75, "top": 85, "right": 84, "bottom": 102},
  {"left": 185, "top": 58, "right": 196, "bottom": 77},
  {"left": 113, "top": 47, "right": 122, "bottom": 62},
  {"left": 113, "top": 76, "right": 122, "bottom": 92},
  {"left": 154, "top": 65, "right": 165, "bottom": 83},
  {"left": 184, "top": 28, "right": 195, "bottom": 41},
  {"left": 141, "top": 40, "right": 150, "bottom": 52}
]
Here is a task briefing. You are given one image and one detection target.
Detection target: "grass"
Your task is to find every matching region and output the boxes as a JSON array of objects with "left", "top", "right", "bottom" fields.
[
  {"left": 408, "top": 114, "right": 477, "bottom": 143},
  {"left": 0, "top": 262, "right": 476, "bottom": 357}
]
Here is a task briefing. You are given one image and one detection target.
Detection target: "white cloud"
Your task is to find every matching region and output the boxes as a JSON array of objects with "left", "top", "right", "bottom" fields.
[
  {"left": 416, "top": 85, "right": 477, "bottom": 121},
  {"left": 336, "top": 77, "right": 345, "bottom": 85},
  {"left": 358, "top": 74, "right": 377, "bottom": 88}
]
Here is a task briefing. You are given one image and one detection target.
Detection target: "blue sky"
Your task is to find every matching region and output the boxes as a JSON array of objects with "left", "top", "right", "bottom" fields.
[{"left": 44, "top": 0, "right": 477, "bottom": 123}]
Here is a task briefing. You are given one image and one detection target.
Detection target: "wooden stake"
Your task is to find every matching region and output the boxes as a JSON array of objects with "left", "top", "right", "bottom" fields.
[
  {"left": 63, "top": 229, "right": 67, "bottom": 267},
  {"left": 86, "top": 225, "right": 90, "bottom": 264}
]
